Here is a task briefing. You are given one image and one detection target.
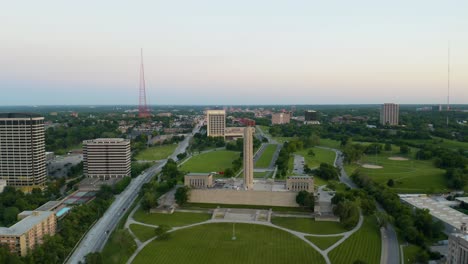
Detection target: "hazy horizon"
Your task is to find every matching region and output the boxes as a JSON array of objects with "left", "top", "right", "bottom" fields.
[{"left": 1, "top": 1, "right": 467, "bottom": 105}]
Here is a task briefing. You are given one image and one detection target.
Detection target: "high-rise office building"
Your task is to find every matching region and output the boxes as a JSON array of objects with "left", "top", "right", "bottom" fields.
[
  {"left": 380, "top": 103, "right": 399, "bottom": 126},
  {"left": 83, "top": 138, "right": 131, "bottom": 180},
  {"left": 271, "top": 112, "right": 291, "bottom": 125},
  {"left": 0, "top": 113, "right": 46, "bottom": 188},
  {"left": 304, "top": 110, "right": 318, "bottom": 121},
  {"left": 206, "top": 110, "right": 226, "bottom": 137}
]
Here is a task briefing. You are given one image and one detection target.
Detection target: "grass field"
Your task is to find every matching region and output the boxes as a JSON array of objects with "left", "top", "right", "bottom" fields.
[
  {"left": 403, "top": 244, "right": 422, "bottom": 264},
  {"left": 180, "top": 150, "right": 240, "bottom": 173},
  {"left": 133, "top": 210, "right": 211, "bottom": 227},
  {"left": 404, "top": 136, "right": 468, "bottom": 151},
  {"left": 183, "top": 203, "right": 309, "bottom": 213},
  {"left": 133, "top": 223, "right": 326, "bottom": 264},
  {"left": 130, "top": 224, "right": 156, "bottom": 242},
  {"left": 255, "top": 144, "right": 277, "bottom": 168},
  {"left": 135, "top": 144, "right": 177, "bottom": 161},
  {"left": 295, "top": 147, "right": 336, "bottom": 169},
  {"left": 254, "top": 171, "right": 271, "bottom": 178},
  {"left": 348, "top": 153, "right": 447, "bottom": 193},
  {"left": 101, "top": 229, "right": 137, "bottom": 264},
  {"left": 271, "top": 217, "right": 348, "bottom": 234},
  {"left": 318, "top": 138, "right": 341, "bottom": 149},
  {"left": 329, "top": 216, "right": 381, "bottom": 264},
  {"left": 305, "top": 235, "right": 343, "bottom": 250}
]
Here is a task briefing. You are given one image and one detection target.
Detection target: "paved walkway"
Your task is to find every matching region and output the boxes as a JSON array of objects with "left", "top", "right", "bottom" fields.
[{"left": 124, "top": 204, "right": 364, "bottom": 264}]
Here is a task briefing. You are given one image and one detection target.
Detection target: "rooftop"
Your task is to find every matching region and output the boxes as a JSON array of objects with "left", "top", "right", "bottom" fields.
[
  {"left": 83, "top": 138, "right": 129, "bottom": 144},
  {"left": 0, "top": 211, "right": 54, "bottom": 236},
  {"left": 400, "top": 195, "right": 468, "bottom": 232},
  {"left": 0, "top": 113, "right": 43, "bottom": 119}
]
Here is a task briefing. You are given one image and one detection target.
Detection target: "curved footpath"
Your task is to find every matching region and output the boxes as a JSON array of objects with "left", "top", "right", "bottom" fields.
[
  {"left": 318, "top": 146, "right": 400, "bottom": 264},
  {"left": 125, "top": 207, "right": 364, "bottom": 264}
]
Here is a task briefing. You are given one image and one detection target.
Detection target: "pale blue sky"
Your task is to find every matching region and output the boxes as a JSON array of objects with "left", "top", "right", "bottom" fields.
[{"left": 1, "top": 0, "right": 467, "bottom": 105}]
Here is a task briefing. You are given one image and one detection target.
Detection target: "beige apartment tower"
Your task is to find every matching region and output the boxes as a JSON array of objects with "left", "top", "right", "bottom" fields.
[
  {"left": 271, "top": 112, "right": 291, "bottom": 125},
  {"left": 243, "top": 127, "right": 254, "bottom": 189},
  {"left": 83, "top": 138, "right": 131, "bottom": 180},
  {"left": 206, "top": 110, "right": 226, "bottom": 137},
  {"left": 380, "top": 103, "right": 399, "bottom": 126},
  {"left": 0, "top": 113, "right": 46, "bottom": 188}
]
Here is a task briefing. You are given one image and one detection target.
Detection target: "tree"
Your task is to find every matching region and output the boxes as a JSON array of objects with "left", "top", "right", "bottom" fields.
[
  {"left": 315, "top": 163, "right": 339, "bottom": 180},
  {"left": 85, "top": 252, "right": 103, "bottom": 264},
  {"left": 333, "top": 200, "right": 359, "bottom": 229},
  {"left": 387, "top": 179, "right": 394, "bottom": 187},
  {"left": 141, "top": 192, "right": 158, "bottom": 211},
  {"left": 224, "top": 168, "right": 234, "bottom": 178},
  {"left": 399, "top": 145, "right": 410, "bottom": 154},
  {"left": 155, "top": 224, "right": 171, "bottom": 240},
  {"left": 175, "top": 186, "right": 190, "bottom": 205},
  {"left": 296, "top": 191, "right": 308, "bottom": 206},
  {"left": 384, "top": 142, "right": 392, "bottom": 151},
  {"left": 307, "top": 149, "right": 315, "bottom": 157}
]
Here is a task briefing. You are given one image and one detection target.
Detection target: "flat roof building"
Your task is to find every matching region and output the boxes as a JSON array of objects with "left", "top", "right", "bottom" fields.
[
  {"left": 184, "top": 173, "right": 214, "bottom": 189},
  {"left": 286, "top": 176, "right": 314, "bottom": 193},
  {"left": 0, "top": 113, "right": 46, "bottom": 188},
  {"left": 206, "top": 110, "right": 226, "bottom": 137},
  {"left": 271, "top": 112, "right": 291, "bottom": 125},
  {"left": 380, "top": 103, "right": 399, "bottom": 126},
  {"left": 83, "top": 138, "right": 131, "bottom": 180},
  {"left": 0, "top": 211, "right": 56, "bottom": 256}
]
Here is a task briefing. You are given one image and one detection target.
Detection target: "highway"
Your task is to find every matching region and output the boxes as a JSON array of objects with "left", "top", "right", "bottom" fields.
[{"left": 66, "top": 122, "right": 202, "bottom": 264}]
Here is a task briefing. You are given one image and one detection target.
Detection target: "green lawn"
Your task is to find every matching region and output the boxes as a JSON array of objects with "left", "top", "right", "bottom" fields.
[
  {"left": 271, "top": 217, "right": 348, "bottom": 234},
  {"left": 403, "top": 244, "right": 422, "bottom": 264},
  {"left": 329, "top": 216, "right": 381, "bottom": 264},
  {"left": 254, "top": 171, "right": 271, "bottom": 178},
  {"left": 255, "top": 144, "right": 277, "bottom": 168},
  {"left": 318, "top": 138, "right": 341, "bottom": 149},
  {"left": 133, "top": 223, "right": 326, "bottom": 264},
  {"left": 130, "top": 224, "right": 156, "bottom": 242},
  {"left": 351, "top": 153, "right": 447, "bottom": 193},
  {"left": 133, "top": 210, "right": 211, "bottom": 227},
  {"left": 305, "top": 235, "right": 343, "bottom": 250},
  {"left": 295, "top": 147, "right": 336, "bottom": 169},
  {"left": 135, "top": 144, "right": 177, "bottom": 161},
  {"left": 183, "top": 203, "right": 308, "bottom": 213},
  {"left": 405, "top": 136, "right": 468, "bottom": 151},
  {"left": 101, "top": 229, "right": 137, "bottom": 264},
  {"left": 180, "top": 150, "right": 240, "bottom": 173}
]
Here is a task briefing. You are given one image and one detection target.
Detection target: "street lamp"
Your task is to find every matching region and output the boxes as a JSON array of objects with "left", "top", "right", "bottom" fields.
[{"left": 232, "top": 223, "right": 236, "bottom": 240}]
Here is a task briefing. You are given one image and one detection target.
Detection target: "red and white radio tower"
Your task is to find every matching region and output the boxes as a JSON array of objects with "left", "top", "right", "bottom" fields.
[{"left": 138, "top": 48, "right": 151, "bottom": 118}]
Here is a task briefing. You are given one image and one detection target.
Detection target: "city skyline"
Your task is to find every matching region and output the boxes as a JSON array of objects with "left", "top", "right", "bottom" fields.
[{"left": 1, "top": 0, "right": 468, "bottom": 105}]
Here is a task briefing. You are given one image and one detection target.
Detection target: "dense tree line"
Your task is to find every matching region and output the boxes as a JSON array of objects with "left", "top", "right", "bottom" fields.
[
  {"left": 351, "top": 171, "right": 444, "bottom": 247},
  {"left": 45, "top": 119, "right": 119, "bottom": 154},
  {"left": 189, "top": 131, "right": 225, "bottom": 152},
  {"left": 0, "top": 186, "right": 117, "bottom": 263},
  {"left": 331, "top": 189, "right": 376, "bottom": 229}
]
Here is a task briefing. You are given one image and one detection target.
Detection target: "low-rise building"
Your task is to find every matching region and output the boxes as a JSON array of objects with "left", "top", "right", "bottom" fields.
[
  {"left": 0, "top": 211, "right": 57, "bottom": 256},
  {"left": 448, "top": 224, "right": 468, "bottom": 264},
  {"left": 286, "top": 176, "right": 314, "bottom": 192},
  {"left": 184, "top": 173, "right": 214, "bottom": 188}
]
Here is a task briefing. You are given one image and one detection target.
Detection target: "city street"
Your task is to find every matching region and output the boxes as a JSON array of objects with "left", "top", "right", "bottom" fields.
[{"left": 66, "top": 122, "right": 202, "bottom": 264}]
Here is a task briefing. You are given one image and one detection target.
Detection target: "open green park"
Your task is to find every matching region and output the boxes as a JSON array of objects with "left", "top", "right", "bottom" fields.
[
  {"left": 346, "top": 152, "right": 447, "bottom": 193},
  {"left": 180, "top": 150, "right": 240, "bottom": 173},
  {"left": 255, "top": 144, "right": 277, "bottom": 168},
  {"left": 132, "top": 223, "right": 326, "bottom": 264},
  {"left": 272, "top": 217, "right": 347, "bottom": 234},
  {"left": 133, "top": 210, "right": 212, "bottom": 227},
  {"left": 329, "top": 217, "right": 381, "bottom": 264},
  {"left": 306, "top": 236, "right": 343, "bottom": 250},
  {"left": 134, "top": 144, "right": 177, "bottom": 161}
]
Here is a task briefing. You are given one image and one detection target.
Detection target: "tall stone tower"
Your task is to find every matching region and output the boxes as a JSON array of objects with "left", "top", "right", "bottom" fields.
[{"left": 243, "top": 127, "right": 254, "bottom": 190}]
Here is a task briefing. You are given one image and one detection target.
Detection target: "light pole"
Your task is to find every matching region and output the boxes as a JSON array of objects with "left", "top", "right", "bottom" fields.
[{"left": 232, "top": 223, "right": 236, "bottom": 240}]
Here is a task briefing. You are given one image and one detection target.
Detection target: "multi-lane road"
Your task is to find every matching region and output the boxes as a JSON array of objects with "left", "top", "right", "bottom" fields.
[{"left": 66, "top": 122, "right": 202, "bottom": 264}]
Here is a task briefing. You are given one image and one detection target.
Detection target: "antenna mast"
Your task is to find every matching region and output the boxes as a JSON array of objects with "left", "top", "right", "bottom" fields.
[
  {"left": 138, "top": 48, "right": 150, "bottom": 118},
  {"left": 446, "top": 42, "right": 450, "bottom": 126}
]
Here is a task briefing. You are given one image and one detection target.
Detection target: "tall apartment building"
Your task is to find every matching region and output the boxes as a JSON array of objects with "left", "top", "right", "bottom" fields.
[
  {"left": 0, "top": 113, "right": 46, "bottom": 188},
  {"left": 83, "top": 138, "right": 131, "bottom": 180},
  {"left": 380, "top": 103, "right": 399, "bottom": 126},
  {"left": 0, "top": 211, "right": 57, "bottom": 256},
  {"left": 271, "top": 112, "right": 291, "bottom": 125},
  {"left": 206, "top": 110, "right": 226, "bottom": 137}
]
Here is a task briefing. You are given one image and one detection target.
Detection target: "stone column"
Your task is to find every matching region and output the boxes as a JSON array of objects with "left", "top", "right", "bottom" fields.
[{"left": 243, "top": 127, "right": 254, "bottom": 189}]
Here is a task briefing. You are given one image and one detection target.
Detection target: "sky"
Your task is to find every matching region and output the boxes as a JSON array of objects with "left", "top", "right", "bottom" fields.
[{"left": 1, "top": 0, "right": 467, "bottom": 105}]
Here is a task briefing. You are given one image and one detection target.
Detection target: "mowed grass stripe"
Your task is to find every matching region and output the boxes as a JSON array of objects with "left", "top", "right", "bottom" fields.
[
  {"left": 129, "top": 224, "right": 155, "bottom": 242},
  {"left": 133, "top": 210, "right": 211, "bottom": 227},
  {"left": 133, "top": 223, "right": 326, "bottom": 264},
  {"left": 305, "top": 235, "right": 343, "bottom": 250},
  {"left": 271, "top": 217, "right": 348, "bottom": 234},
  {"left": 329, "top": 216, "right": 381, "bottom": 264},
  {"left": 255, "top": 144, "right": 277, "bottom": 168},
  {"left": 180, "top": 150, "right": 240, "bottom": 173}
]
